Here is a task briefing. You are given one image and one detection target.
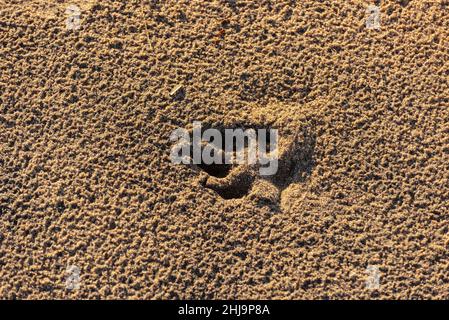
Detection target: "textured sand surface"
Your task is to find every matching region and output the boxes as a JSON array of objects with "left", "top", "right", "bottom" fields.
[{"left": 1, "top": 0, "right": 448, "bottom": 299}]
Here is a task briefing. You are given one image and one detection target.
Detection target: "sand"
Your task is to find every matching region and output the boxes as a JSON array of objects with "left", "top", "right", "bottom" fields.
[{"left": 0, "top": 0, "right": 448, "bottom": 299}]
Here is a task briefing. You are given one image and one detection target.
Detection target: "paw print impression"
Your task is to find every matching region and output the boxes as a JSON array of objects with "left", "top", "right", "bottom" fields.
[{"left": 196, "top": 103, "right": 320, "bottom": 207}]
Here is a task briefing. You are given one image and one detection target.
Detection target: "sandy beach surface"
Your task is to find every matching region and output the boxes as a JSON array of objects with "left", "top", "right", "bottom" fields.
[{"left": 0, "top": 0, "right": 448, "bottom": 299}]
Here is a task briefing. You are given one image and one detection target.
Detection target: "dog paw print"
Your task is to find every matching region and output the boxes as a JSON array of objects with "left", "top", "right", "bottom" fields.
[{"left": 197, "top": 103, "right": 319, "bottom": 207}]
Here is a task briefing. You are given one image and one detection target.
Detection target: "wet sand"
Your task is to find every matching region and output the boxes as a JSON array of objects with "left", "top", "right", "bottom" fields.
[{"left": 0, "top": 0, "right": 448, "bottom": 299}]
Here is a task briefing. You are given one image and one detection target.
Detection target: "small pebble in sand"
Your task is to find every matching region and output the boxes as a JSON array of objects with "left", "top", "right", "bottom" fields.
[{"left": 169, "top": 84, "right": 183, "bottom": 97}]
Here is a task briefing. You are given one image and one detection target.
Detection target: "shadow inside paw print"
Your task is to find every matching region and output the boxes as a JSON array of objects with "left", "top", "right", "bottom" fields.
[
  {"left": 194, "top": 125, "right": 266, "bottom": 200},
  {"left": 197, "top": 162, "right": 231, "bottom": 179},
  {"left": 198, "top": 161, "right": 251, "bottom": 200}
]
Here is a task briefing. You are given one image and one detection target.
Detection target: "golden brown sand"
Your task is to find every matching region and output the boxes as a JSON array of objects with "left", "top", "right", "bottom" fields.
[{"left": 0, "top": 0, "right": 448, "bottom": 299}]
